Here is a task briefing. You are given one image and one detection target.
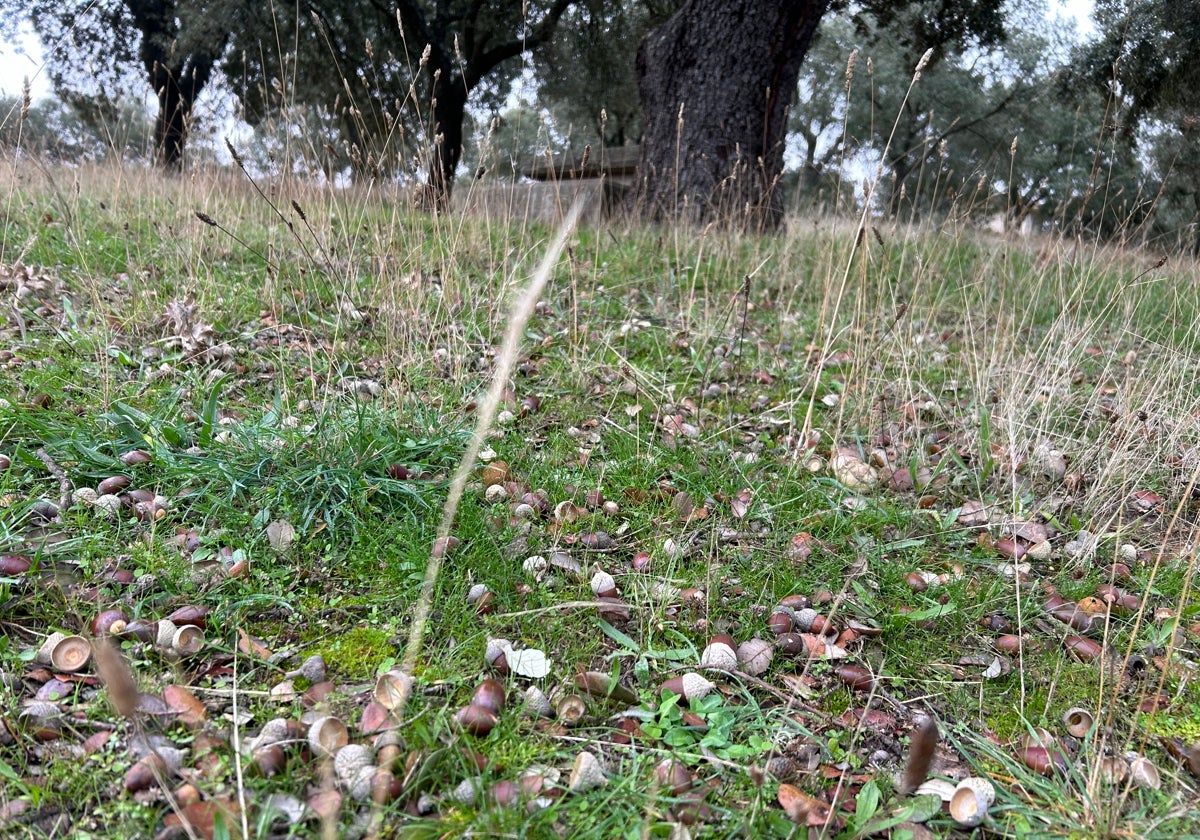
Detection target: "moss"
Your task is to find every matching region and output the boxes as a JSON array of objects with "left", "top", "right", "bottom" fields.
[
  {"left": 1142, "top": 711, "right": 1200, "bottom": 742},
  {"left": 308, "top": 625, "right": 395, "bottom": 679}
]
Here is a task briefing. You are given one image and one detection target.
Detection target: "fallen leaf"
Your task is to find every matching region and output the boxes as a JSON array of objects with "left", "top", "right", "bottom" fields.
[
  {"left": 163, "top": 797, "right": 241, "bottom": 840},
  {"left": 163, "top": 685, "right": 207, "bottom": 729},
  {"left": 501, "top": 644, "right": 551, "bottom": 679},
  {"left": 777, "top": 783, "right": 831, "bottom": 826},
  {"left": 237, "top": 628, "right": 273, "bottom": 660},
  {"left": 266, "top": 518, "right": 296, "bottom": 552}
]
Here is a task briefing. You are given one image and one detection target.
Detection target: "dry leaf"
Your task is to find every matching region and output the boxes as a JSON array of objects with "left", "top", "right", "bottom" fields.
[
  {"left": 776, "top": 783, "right": 831, "bottom": 826},
  {"left": 266, "top": 519, "right": 296, "bottom": 552},
  {"left": 163, "top": 684, "right": 206, "bottom": 729},
  {"left": 237, "top": 628, "right": 273, "bottom": 660}
]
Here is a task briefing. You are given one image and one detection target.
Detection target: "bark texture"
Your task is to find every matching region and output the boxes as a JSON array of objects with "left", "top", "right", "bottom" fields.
[
  {"left": 126, "top": 0, "right": 225, "bottom": 170},
  {"left": 634, "top": 0, "right": 830, "bottom": 230}
]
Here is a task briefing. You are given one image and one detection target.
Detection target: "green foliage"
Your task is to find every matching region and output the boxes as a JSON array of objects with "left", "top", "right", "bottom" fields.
[{"left": 641, "top": 691, "right": 773, "bottom": 763}]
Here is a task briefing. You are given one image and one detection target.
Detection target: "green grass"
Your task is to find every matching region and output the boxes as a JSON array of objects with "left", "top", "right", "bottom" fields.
[{"left": 0, "top": 157, "right": 1198, "bottom": 839}]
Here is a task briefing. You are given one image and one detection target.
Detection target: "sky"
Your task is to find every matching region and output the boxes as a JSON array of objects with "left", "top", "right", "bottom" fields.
[{"left": 0, "top": 2, "right": 1097, "bottom": 107}]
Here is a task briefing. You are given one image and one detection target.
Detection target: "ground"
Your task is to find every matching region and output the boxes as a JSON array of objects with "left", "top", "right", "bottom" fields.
[{"left": 0, "top": 161, "right": 1198, "bottom": 839}]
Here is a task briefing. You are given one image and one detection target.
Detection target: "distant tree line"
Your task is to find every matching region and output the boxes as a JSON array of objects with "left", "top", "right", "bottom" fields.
[{"left": 1, "top": 0, "right": 1198, "bottom": 249}]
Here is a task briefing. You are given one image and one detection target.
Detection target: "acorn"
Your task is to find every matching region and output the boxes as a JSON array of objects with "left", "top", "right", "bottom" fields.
[
  {"left": 699, "top": 634, "right": 738, "bottom": 671},
  {"left": 485, "top": 638, "right": 511, "bottom": 674},
  {"left": 590, "top": 571, "right": 618, "bottom": 599},
  {"left": 247, "top": 718, "right": 296, "bottom": 753},
  {"left": 472, "top": 679, "right": 506, "bottom": 715},
  {"left": 778, "top": 594, "right": 811, "bottom": 610},
  {"left": 97, "top": 475, "right": 132, "bottom": 495},
  {"left": 0, "top": 554, "right": 31, "bottom": 576},
  {"left": 1020, "top": 745, "right": 1069, "bottom": 776},
  {"left": 374, "top": 670, "right": 414, "bottom": 710},
  {"left": 119, "top": 450, "right": 153, "bottom": 466},
  {"left": 767, "top": 611, "right": 793, "bottom": 636},
  {"left": 574, "top": 671, "right": 638, "bottom": 705},
  {"left": 1049, "top": 602, "right": 1092, "bottom": 632},
  {"left": 736, "top": 639, "right": 774, "bottom": 676},
  {"left": 658, "top": 673, "right": 714, "bottom": 702},
  {"left": 654, "top": 758, "right": 693, "bottom": 795},
  {"left": 1062, "top": 707, "right": 1094, "bottom": 738},
  {"left": 36, "top": 633, "right": 91, "bottom": 673},
  {"left": 307, "top": 716, "right": 349, "bottom": 756},
  {"left": 455, "top": 704, "right": 499, "bottom": 736},
  {"left": 482, "top": 461, "right": 510, "bottom": 487},
  {"left": 568, "top": 750, "right": 607, "bottom": 792},
  {"left": 523, "top": 685, "right": 554, "bottom": 718},
  {"left": 251, "top": 744, "right": 287, "bottom": 777},
  {"left": 555, "top": 694, "right": 588, "bottom": 726},
  {"left": 995, "top": 634, "right": 1024, "bottom": 654},
  {"left": 166, "top": 604, "right": 210, "bottom": 629},
  {"left": 1064, "top": 635, "right": 1103, "bottom": 662},
  {"left": 835, "top": 664, "right": 874, "bottom": 692},
  {"left": 91, "top": 609, "right": 129, "bottom": 637},
  {"left": 123, "top": 749, "right": 183, "bottom": 792}
]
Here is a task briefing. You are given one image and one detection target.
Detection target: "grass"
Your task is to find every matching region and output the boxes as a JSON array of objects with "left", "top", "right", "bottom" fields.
[{"left": 0, "top": 152, "right": 1198, "bottom": 840}]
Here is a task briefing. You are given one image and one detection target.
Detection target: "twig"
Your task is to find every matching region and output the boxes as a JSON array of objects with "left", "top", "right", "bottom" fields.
[{"left": 35, "top": 447, "right": 71, "bottom": 510}]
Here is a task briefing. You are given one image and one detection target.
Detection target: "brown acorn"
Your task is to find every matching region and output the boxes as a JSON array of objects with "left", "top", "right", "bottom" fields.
[
  {"left": 455, "top": 704, "right": 498, "bottom": 736},
  {"left": 472, "top": 679, "right": 506, "bottom": 715},
  {"left": 92, "top": 609, "right": 129, "bottom": 636}
]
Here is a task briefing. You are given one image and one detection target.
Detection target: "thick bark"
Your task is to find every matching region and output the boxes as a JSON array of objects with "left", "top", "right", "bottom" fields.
[
  {"left": 125, "top": 0, "right": 224, "bottom": 170},
  {"left": 633, "top": 0, "right": 830, "bottom": 230}
]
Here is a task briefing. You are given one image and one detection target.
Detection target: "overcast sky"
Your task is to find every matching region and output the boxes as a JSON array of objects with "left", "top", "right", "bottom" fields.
[{"left": 1, "top": 2, "right": 1096, "bottom": 105}]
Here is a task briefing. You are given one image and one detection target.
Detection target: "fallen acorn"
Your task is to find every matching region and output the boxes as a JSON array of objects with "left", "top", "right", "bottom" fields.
[
  {"left": 455, "top": 704, "right": 499, "bottom": 736},
  {"left": 307, "top": 716, "right": 349, "bottom": 756},
  {"left": 590, "top": 571, "right": 618, "bottom": 599},
  {"left": 654, "top": 758, "right": 693, "bottom": 795},
  {"left": 949, "top": 777, "right": 995, "bottom": 828},
  {"left": 485, "top": 638, "right": 511, "bottom": 675},
  {"left": 767, "top": 610, "right": 794, "bottom": 635},
  {"left": 91, "top": 608, "right": 128, "bottom": 637},
  {"left": 1020, "top": 745, "right": 1070, "bottom": 776},
  {"left": 36, "top": 633, "right": 91, "bottom": 673},
  {"left": 835, "top": 663, "right": 874, "bottom": 692},
  {"left": 1062, "top": 707, "right": 1094, "bottom": 738},
  {"left": 482, "top": 461, "right": 510, "bottom": 487},
  {"left": 658, "top": 672, "right": 714, "bottom": 701},
  {"left": 575, "top": 671, "right": 638, "bottom": 705},
  {"left": 1064, "top": 635, "right": 1103, "bottom": 662},
  {"left": 472, "top": 678, "right": 507, "bottom": 715},
  {"left": 123, "top": 750, "right": 183, "bottom": 792},
  {"left": 736, "top": 638, "right": 774, "bottom": 676},
  {"left": 251, "top": 744, "right": 287, "bottom": 777},
  {"left": 568, "top": 750, "right": 607, "bottom": 792},
  {"left": 699, "top": 634, "right": 738, "bottom": 671},
  {"left": 0, "top": 554, "right": 32, "bottom": 575}
]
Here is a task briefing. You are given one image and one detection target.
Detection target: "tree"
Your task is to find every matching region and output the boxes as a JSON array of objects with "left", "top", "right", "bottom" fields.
[
  {"left": 3, "top": 0, "right": 237, "bottom": 169},
  {"left": 225, "top": 0, "right": 576, "bottom": 204},
  {"left": 1071, "top": 0, "right": 1200, "bottom": 252},
  {"left": 534, "top": 1, "right": 681, "bottom": 149},
  {"left": 632, "top": 0, "right": 1008, "bottom": 229}
]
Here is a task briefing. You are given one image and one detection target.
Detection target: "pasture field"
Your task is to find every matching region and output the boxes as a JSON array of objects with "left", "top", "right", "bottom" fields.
[{"left": 1, "top": 158, "right": 1198, "bottom": 838}]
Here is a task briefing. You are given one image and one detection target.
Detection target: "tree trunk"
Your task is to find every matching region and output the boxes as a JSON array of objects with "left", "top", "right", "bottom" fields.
[
  {"left": 422, "top": 74, "right": 469, "bottom": 212},
  {"left": 151, "top": 64, "right": 188, "bottom": 170},
  {"left": 633, "top": 0, "right": 830, "bottom": 230}
]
